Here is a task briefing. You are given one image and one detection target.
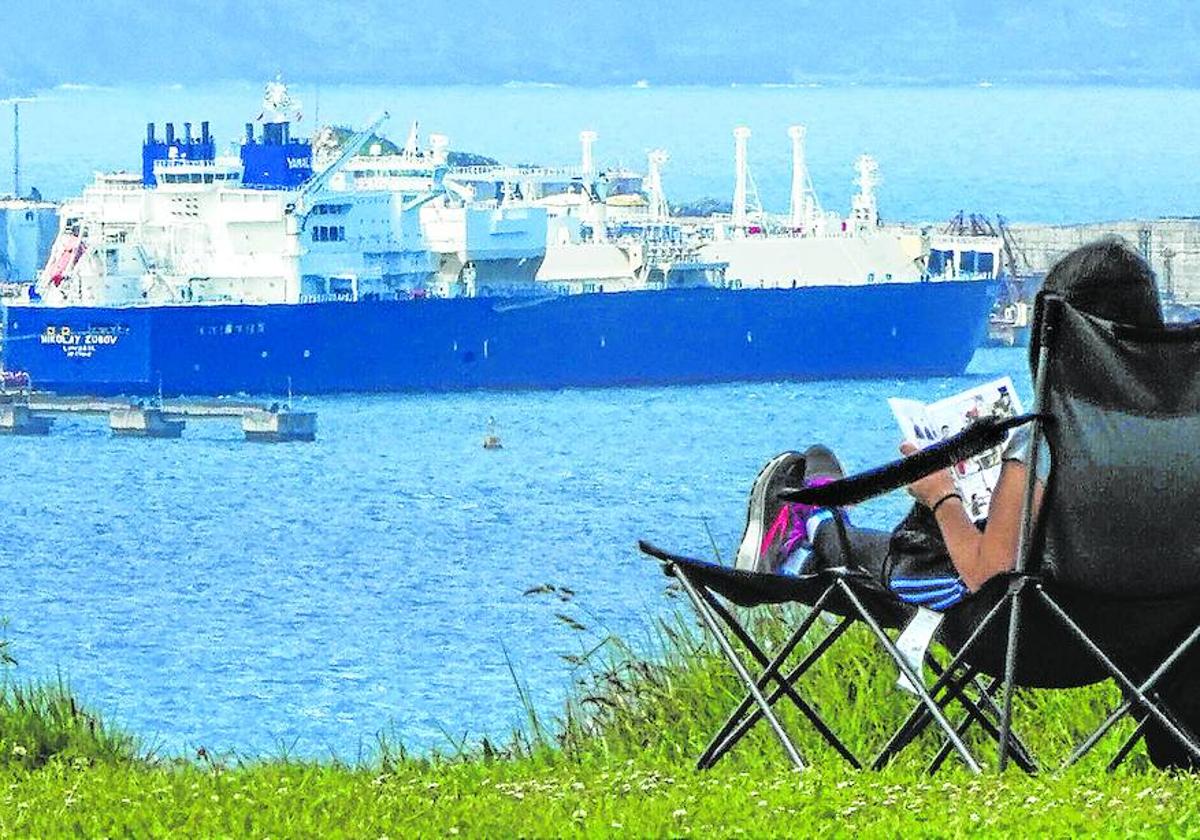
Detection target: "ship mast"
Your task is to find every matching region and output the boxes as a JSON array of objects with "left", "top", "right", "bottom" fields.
[
  {"left": 12, "top": 101, "right": 19, "bottom": 198},
  {"left": 787, "top": 124, "right": 821, "bottom": 231},
  {"left": 579, "top": 130, "right": 597, "bottom": 182},
  {"left": 851, "top": 154, "right": 880, "bottom": 230},
  {"left": 645, "top": 149, "right": 669, "bottom": 223}
]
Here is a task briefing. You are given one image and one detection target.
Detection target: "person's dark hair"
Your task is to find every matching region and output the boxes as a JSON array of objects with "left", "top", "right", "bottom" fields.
[{"left": 1031, "top": 236, "right": 1163, "bottom": 370}]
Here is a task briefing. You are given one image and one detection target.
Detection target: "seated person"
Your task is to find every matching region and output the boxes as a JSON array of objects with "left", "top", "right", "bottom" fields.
[{"left": 736, "top": 237, "right": 1199, "bottom": 771}]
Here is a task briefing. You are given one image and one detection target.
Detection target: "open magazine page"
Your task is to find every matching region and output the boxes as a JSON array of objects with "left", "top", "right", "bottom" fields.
[{"left": 888, "top": 377, "right": 1024, "bottom": 522}]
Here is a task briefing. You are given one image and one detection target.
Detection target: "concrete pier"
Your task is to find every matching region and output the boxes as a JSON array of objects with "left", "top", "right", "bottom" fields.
[
  {"left": 0, "top": 392, "right": 317, "bottom": 442},
  {"left": 109, "top": 408, "right": 186, "bottom": 438},
  {"left": 242, "top": 409, "right": 317, "bottom": 442},
  {"left": 0, "top": 404, "right": 52, "bottom": 435}
]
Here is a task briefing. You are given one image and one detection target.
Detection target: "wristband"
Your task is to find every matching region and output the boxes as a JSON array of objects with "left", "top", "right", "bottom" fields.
[{"left": 930, "top": 492, "right": 962, "bottom": 515}]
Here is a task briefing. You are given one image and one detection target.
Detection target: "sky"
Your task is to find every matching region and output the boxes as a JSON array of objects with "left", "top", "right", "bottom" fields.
[{"left": 3, "top": 1, "right": 1200, "bottom": 95}]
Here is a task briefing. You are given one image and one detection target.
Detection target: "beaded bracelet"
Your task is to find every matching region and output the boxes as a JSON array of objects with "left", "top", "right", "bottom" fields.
[{"left": 930, "top": 492, "right": 963, "bottom": 515}]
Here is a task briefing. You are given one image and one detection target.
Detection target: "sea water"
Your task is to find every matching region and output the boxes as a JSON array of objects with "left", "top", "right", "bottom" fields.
[
  {"left": 0, "top": 81, "right": 1188, "bottom": 756},
  {"left": 1, "top": 349, "right": 1029, "bottom": 756}
]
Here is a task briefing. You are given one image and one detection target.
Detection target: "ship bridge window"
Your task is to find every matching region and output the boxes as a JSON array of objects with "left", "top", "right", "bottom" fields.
[{"left": 311, "top": 225, "right": 346, "bottom": 242}]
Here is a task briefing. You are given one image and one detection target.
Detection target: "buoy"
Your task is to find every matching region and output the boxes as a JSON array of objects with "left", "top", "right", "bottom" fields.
[{"left": 483, "top": 415, "right": 502, "bottom": 449}]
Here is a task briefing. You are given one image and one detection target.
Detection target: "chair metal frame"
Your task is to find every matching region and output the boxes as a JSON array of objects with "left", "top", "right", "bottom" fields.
[{"left": 641, "top": 539, "right": 1037, "bottom": 773}]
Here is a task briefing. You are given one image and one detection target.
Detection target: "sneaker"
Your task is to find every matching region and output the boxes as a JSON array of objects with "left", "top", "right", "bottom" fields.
[
  {"left": 735, "top": 451, "right": 807, "bottom": 573},
  {"left": 800, "top": 444, "right": 845, "bottom": 487},
  {"left": 735, "top": 445, "right": 847, "bottom": 575}
]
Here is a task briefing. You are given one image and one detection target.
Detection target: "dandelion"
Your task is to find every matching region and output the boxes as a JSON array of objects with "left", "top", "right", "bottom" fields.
[{"left": 673, "top": 808, "right": 687, "bottom": 819}]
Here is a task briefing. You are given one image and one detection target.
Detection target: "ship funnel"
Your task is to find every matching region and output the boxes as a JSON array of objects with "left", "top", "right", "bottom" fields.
[
  {"left": 184, "top": 122, "right": 192, "bottom": 144},
  {"left": 579, "top": 130, "right": 598, "bottom": 180},
  {"left": 245, "top": 122, "right": 254, "bottom": 143},
  {"left": 147, "top": 122, "right": 156, "bottom": 143},
  {"left": 201, "top": 121, "right": 210, "bottom": 144},
  {"left": 166, "top": 122, "right": 175, "bottom": 145},
  {"left": 787, "top": 125, "right": 822, "bottom": 230}
]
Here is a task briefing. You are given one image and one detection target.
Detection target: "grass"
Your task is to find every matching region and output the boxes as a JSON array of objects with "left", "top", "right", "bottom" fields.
[{"left": 0, "top": 605, "right": 1198, "bottom": 836}]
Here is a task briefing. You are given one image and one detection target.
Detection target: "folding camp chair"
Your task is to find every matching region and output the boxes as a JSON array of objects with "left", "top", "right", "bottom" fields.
[
  {"left": 781, "top": 291, "right": 1200, "bottom": 772},
  {"left": 639, "top": 536, "right": 1037, "bottom": 773}
]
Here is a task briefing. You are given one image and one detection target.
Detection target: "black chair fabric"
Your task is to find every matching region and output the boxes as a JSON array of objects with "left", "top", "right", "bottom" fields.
[
  {"left": 1037, "top": 303, "right": 1200, "bottom": 597},
  {"left": 640, "top": 543, "right": 912, "bottom": 628}
]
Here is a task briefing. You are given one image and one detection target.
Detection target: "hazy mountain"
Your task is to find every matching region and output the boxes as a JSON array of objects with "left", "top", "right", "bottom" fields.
[{"left": 3, "top": 1, "right": 1200, "bottom": 95}]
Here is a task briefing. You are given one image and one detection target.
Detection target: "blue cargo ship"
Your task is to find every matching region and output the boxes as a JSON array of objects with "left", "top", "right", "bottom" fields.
[
  {"left": 3, "top": 281, "right": 995, "bottom": 395},
  {"left": 1, "top": 82, "right": 1000, "bottom": 396}
]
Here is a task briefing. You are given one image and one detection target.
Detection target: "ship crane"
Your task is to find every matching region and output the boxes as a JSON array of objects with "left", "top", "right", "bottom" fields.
[{"left": 291, "top": 111, "right": 390, "bottom": 220}]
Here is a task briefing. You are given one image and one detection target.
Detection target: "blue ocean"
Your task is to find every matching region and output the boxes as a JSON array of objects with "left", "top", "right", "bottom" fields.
[{"left": 0, "top": 82, "right": 1192, "bottom": 757}]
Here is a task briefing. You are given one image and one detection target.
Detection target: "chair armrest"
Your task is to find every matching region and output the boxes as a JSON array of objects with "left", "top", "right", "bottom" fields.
[{"left": 778, "top": 413, "right": 1039, "bottom": 508}]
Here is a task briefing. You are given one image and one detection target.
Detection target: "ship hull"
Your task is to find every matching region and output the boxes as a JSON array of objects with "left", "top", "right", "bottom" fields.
[{"left": 3, "top": 282, "right": 996, "bottom": 396}]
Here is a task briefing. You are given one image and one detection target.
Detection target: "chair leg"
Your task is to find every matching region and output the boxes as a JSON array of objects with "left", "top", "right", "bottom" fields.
[
  {"left": 871, "top": 591, "right": 1011, "bottom": 770},
  {"left": 696, "top": 585, "right": 856, "bottom": 769},
  {"left": 672, "top": 565, "right": 807, "bottom": 769},
  {"left": 1036, "top": 587, "right": 1200, "bottom": 763},
  {"left": 695, "top": 593, "right": 826, "bottom": 768},
  {"left": 1106, "top": 720, "right": 1148, "bottom": 772},
  {"left": 836, "top": 579, "right": 982, "bottom": 773},
  {"left": 1061, "top": 621, "right": 1200, "bottom": 769},
  {"left": 928, "top": 675, "right": 1039, "bottom": 775},
  {"left": 997, "top": 576, "right": 1031, "bottom": 771},
  {"left": 701, "top": 616, "right": 861, "bottom": 769},
  {"left": 703, "top": 592, "right": 859, "bottom": 766},
  {"left": 928, "top": 679, "right": 992, "bottom": 775},
  {"left": 882, "top": 661, "right": 977, "bottom": 769}
]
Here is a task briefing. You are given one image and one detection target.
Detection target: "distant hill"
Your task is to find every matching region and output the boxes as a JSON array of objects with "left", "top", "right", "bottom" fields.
[{"left": 4, "top": 1, "right": 1200, "bottom": 95}]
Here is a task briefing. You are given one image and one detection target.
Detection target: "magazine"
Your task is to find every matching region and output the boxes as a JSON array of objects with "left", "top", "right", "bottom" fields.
[{"left": 887, "top": 376, "right": 1023, "bottom": 523}]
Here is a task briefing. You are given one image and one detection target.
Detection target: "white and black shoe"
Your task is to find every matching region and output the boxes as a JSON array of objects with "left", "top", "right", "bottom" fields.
[{"left": 734, "top": 451, "right": 807, "bottom": 573}]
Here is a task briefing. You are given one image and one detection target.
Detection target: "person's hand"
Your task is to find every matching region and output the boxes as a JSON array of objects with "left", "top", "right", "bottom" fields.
[{"left": 900, "top": 441, "right": 958, "bottom": 508}]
